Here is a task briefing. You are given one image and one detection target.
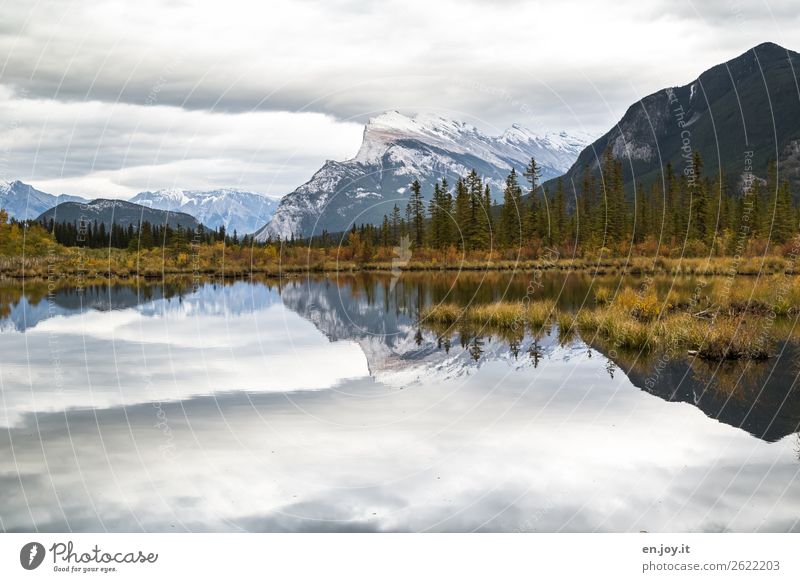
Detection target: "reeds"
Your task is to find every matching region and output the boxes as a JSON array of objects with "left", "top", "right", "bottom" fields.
[
  {"left": 526, "top": 300, "right": 557, "bottom": 332},
  {"left": 421, "top": 302, "right": 526, "bottom": 330},
  {"left": 421, "top": 294, "right": 779, "bottom": 360}
]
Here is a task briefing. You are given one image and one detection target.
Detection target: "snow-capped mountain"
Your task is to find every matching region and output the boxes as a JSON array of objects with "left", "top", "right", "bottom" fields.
[
  {"left": 256, "top": 111, "right": 591, "bottom": 240},
  {"left": 130, "top": 188, "right": 279, "bottom": 234},
  {"left": 0, "top": 180, "right": 87, "bottom": 220}
]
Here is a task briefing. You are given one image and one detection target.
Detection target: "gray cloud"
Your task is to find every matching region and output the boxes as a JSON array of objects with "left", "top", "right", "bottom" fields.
[{"left": 1, "top": 0, "right": 799, "bottom": 197}]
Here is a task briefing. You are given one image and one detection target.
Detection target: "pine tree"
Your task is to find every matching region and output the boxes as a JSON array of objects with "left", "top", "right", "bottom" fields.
[
  {"left": 390, "top": 204, "right": 401, "bottom": 245},
  {"left": 428, "top": 182, "right": 442, "bottom": 248},
  {"left": 634, "top": 182, "right": 647, "bottom": 244},
  {"left": 773, "top": 180, "right": 794, "bottom": 244},
  {"left": 380, "top": 215, "right": 391, "bottom": 247},
  {"left": 600, "top": 148, "right": 626, "bottom": 246},
  {"left": 500, "top": 168, "right": 523, "bottom": 248},
  {"left": 439, "top": 178, "right": 453, "bottom": 248},
  {"left": 688, "top": 151, "right": 709, "bottom": 243},
  {"left": 467, "top": 170, "right": 486, "bottom": 249},
  {"left": 523, "top": 158, "right": 542, "bottom": 242},
  {"left": 406, "top": 179, "right": 425, "bottom": 248},
  {"left": 578, "top": 165, "right": 595, "bottom": 245},
  {"left": 454, "top": 177, "right": 471, "bottom": 249},
  {"left": 483, "top": 184, "right": 493, "bottom": 249},
  {"left": 553, "top": 177, "right": 566, "bottom": 245}
]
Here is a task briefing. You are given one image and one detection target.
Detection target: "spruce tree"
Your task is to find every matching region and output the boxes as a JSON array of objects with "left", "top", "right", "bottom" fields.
[
  {"left": 500, "top": 168, "right": 523, "bottom": 248},
  {"left": 406, "top": 179, "right": 425, "bottom": 248},
  {"left": 454, "top": 177, "right": 471, "bottom": 249},
  {"left": 553, "top": 177, "right": 566, "bottom": 245},
  {"left": 523, "top": 157, "right": 542, "bottom": 242},
  {"left": 773, "top": 180, "right": 794, "bottom": 244}
]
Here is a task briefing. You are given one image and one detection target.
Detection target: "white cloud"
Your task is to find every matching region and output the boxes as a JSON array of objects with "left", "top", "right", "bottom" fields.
[
  {"left": 0, "top": 87, "right": 363, "bottom": 198},
  {"left": 1, "top": 0, "right": 799, "bottom": 197}
]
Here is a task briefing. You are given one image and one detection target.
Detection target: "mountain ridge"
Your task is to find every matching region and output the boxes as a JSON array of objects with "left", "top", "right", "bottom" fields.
[
  {"left": 543, "top": 41, "right": 800, "bottom": 195},
  {"left": 1, "top": 180, "right": 276, "bottom": 234},
  {"left": 0, "top": 180, "right": 88, "bottom": 220},
  {"left": 255, "top": 112, "right": 590, "bottom": 240},
  {"left": 130, "top": 188, "right": 279, "bottom": 234},
  {"left": 37, "top": 199, "right": 201, "bottom": 231}
]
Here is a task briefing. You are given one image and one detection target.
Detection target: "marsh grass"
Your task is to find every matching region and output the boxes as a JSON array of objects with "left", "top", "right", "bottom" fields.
[
  {"left": 526, "top": 300, "right": 557, "bottom": 333},
  {"left": 421, "top": 287, "right": 783, "bottom": 360},
  {"left": 471, "top": 302, "right": 526, "bottom": 329},
  {"left": 682, "top": 316, "right": 772, "bottom": 360},
  {"left": 420, "top": 303, "right": 462, "bottom": 325},
  {"left": 422, "top": 300, "right": 553, "bottom": 333},
  {"left": 556, "top": 310, "right": 577, "bottom": 343}
]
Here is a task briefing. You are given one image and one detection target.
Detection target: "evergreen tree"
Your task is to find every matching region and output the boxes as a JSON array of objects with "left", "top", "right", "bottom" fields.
[
  {"left": 454, "top": 177, "right": 472, "bottom": 249},
  {"left": 406, "top": 179, "right": 425, "bottom": 248},
  {"left": 773, "top": 180, "right": 794, "bottom": 244},
  {"left": 390, "top": 204, "right": 401, "bottom": 246},
  {"left": 552, "top": 177, "right": 566, "bottom": 245},
  {"left": 500, "top": 168, "right": 523, "bottom": 248},
  {"left": 523, "top": 157, "right": 542, "bottom": 242},
  {"left": 467, "top": 170, "right": 487, "bottom": 249}
]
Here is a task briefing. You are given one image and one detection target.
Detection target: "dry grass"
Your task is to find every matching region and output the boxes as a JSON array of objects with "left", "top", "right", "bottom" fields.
[
  {"left": 422, "top": 292, "right": 780, "bottom": 360},
  {"left": 421, "top": 302, "right": 526, "bottom": 330},
  {"left": 526, "top": 300, "right": 557, "bottom": 332},
  {"left": 681, "top": 316, "right": 772, "bottom": 360},
  {"left": 420, "top": 303, "right": 462, "bottom": 325},
  {"left": 556, "top": 310, "right": 577, "bottom": 342}
]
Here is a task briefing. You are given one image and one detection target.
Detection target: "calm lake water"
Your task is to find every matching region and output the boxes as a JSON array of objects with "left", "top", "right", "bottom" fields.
[{"left": 1, "top": 272, "right": 799, "bottom": 532}]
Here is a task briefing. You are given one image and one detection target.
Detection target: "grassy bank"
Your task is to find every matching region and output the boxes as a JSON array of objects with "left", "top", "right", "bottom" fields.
[
  {"left": 2, "top": 246, "right": 799, "bottom": 279},
  {"left": 419, "top": 279, "right": 795, "bottom": 360}
]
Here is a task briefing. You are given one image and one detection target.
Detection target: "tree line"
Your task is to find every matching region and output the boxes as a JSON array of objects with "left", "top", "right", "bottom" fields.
[
  {"left": 40, "top": 218, "right": 252, "bottom": 249},
  {"left": 320, "top": 150, "right": 799, "bottom": 256},
  {"left": 5, "top": 149, "right": 799, "bottom": 260}
]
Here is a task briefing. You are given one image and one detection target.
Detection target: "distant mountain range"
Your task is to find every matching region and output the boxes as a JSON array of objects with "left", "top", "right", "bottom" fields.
[
  {"left": 546, "top": 42, "right": 800, "bottom": 195},
  {"left": 256, "top": 111, "right": 591, "bottom": 240},
  {"left": 130, "top": 188, "right": 279, "bottom": 234},
  {"left": 38, "top": 199, "right": 200, "bottom": 230},
  {"left": 1, "top": 181, "right": 278, "bottom": 233},
  {"left": 0, "top": 180, "right": 88, "bottom": 220}
]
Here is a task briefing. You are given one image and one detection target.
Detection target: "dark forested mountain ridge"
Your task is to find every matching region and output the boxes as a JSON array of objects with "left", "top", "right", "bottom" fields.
[
  {"left": 547, "top": 42, "right": 800, "bottom": 197},
  {"left": 37, "top": 199, "right": 201, "bottom": 230}
]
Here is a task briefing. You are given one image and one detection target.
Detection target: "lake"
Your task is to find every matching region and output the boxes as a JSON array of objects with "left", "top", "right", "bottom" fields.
[{"left": 1, "top": 272, "right": 799, "bottom": 532}]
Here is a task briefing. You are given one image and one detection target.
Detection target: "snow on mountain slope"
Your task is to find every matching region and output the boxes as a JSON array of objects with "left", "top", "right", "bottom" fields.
[
  {"left": 256, "top": 111, "right": 590, "bottom": 240},
  {"left": 131, "top": 188, "right": 279, "bottom": 234},
  {"left": 0, "top": 180, "right": 87, "bottom": 220}
]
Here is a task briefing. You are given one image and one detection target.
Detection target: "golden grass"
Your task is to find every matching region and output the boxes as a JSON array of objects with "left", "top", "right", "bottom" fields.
[
  {"left": 5, "top": 243, "right": 800, "bottom": 278},
  {"left": 526, "top": 300, "right": 557, "bottom": 331},
  {"left": 421, "top": 291, "right": 781, "bottom": 360},
  {"left": 422, "top": 300, "right": 558, "bottom": 332},
  {"left": 556, "top": 310, "right": 577, "bottom": 342}
]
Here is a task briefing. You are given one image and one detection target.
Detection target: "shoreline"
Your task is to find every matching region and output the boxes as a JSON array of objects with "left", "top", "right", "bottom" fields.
[{"left": 2, "top": 257, "right": 798, "bottom": 280}]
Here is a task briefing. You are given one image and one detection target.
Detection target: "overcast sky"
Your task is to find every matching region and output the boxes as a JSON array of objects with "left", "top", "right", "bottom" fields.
[{"left": 1, "top": 0, "right": 799, "bottom": 199}]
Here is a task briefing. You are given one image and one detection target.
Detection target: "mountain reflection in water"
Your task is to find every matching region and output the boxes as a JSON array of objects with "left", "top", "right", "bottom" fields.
[{"left": 0, "top": 273, "right": 798, "bottom": 532}]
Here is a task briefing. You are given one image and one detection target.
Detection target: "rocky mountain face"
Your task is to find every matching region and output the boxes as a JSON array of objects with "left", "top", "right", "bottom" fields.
[
  {"left": 256, "top": 111, "right": 590, "bottom": 240},
  {"left": 37, "top": 199, "right": 200, "bottom": 230},
  {"left": 0, "top": 180, "right": 87, "bottom": 220},
  {"left": 545, "top": 42, "right": 800, "bottom": 194},
  {"left": 130, "top": 188, "right": 279, "bottom": 234}
]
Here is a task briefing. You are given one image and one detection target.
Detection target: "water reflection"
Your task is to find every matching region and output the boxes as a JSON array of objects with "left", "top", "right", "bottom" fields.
[{"left": 0, "top": 274, "right": 799, "bottom": 532}]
